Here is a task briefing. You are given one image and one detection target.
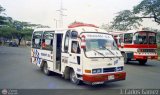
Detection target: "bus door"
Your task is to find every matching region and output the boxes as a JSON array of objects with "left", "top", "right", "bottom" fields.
[
  {"left": 68, "top": 31, "right": 82, "bottom": 75},
  {"left": 61, "top": 30, "right": 71, "bottom": 74},
  {"left": 54, "top": 33, "right": 63, "bottom": 72},
  {"left": 69, "top": 40, "right": 81, "bottom": 70}
]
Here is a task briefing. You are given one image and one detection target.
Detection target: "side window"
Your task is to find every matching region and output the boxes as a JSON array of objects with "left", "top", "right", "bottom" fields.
[
  {"left": 119, "top": 34, "right": 123, "bottom": 44},
  {"left": 124, "top": 33, "right": 133, "bottom": 44},
  {"left": 64, "top": 31, "right": 70, "bottom": 53},
  {"left": 42, "top": 32, "right": 54, "bottom": 51},
  {"left": 71, "top": 41, "right": 80, "bottom": 54},
  {"left": 148, "top": 33, "right": 156, "bottom": 44},
  {"left": 32, "top": 31, "right": 43, "bottom": 49}
]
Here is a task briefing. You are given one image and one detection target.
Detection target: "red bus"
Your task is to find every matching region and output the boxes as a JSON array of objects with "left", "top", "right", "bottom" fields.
[{"left": 110, "top": 30, "right": 158, "bottom": 65}]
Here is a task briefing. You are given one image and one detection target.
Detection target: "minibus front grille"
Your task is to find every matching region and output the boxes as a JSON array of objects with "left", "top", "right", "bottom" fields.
[{"left": 103, "top": 67, "right": 116, "bottom": 73}]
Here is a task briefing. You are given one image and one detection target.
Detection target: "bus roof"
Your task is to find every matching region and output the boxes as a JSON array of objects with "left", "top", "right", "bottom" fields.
[
  {"left": 33, "top": 28, "right": 67, "bottom": 34},
  {"left": 69, "top": 26, "right": 108, "bottom": 33},
  {"left": 110, "top": 29, "right": 156, "bottom": 35},
  {"left": 127, "top": 30, "right": 156, "bottom": 33},
  {"left": 34, "top": 28, "right": 56, "bottom": 31},
  {"left": 33, "top": 27, "right": 109, "bottom": 34}
]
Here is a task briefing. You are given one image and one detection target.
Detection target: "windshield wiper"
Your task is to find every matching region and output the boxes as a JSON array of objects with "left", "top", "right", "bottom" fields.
[
  {"left": 92, "top": 49, "right": 106, "bottom": 57},
  {"left": 102, "top": 46, "right": 115, "bottom": 56}
]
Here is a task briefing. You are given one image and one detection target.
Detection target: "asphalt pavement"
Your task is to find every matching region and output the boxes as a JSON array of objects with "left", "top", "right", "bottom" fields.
[{"left": 0, "top": 46, "right": 160, "bottom": 89}]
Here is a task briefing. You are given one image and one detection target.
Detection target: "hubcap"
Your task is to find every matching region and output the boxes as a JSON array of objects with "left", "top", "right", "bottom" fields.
[
  {"left": 44, "top": 64, "right": 48, "bottom": 73},
  {"left": 71, "top": 71, "right": 77, "bottom": 83}
]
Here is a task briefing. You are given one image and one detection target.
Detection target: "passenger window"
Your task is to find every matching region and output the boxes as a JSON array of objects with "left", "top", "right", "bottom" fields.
[
  {"left": 64, "top": 30, "right": 70, "bottom": 53},
  {"left": 71, "top": 41, "right": 80, "bottom": 54},
  {"left": 32, "top": 31, "right": 43, "bottom": 49},
  {"left": 148, "top": 33, "right": 156, "bottom": 44},
  {"left": 124, "top": 33, "right": 133, "bottom": 44},
  {"left": 42, "top": 32, "right": 54, "bottom": 51}
]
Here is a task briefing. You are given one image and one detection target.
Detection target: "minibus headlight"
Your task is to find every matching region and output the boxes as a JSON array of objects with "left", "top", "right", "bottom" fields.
[
  {"left": 92, "top": 69, "right": 102, "bottom": 74},
  {"left": 116, "top": 66, "right": 123, "bottom": 71}
]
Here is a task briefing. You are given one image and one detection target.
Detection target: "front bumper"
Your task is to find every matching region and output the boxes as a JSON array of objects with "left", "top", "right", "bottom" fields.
[
  {"left": 134, "top": 55, "right": 158, "bottom": 60},
  {"left": 82, "top": 71, "right": 126, "bottom": 83}
]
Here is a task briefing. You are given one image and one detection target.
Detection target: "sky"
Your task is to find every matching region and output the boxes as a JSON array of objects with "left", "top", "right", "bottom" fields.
[{"left": 0, "top": 0, "right": 159, "bottom": 29}]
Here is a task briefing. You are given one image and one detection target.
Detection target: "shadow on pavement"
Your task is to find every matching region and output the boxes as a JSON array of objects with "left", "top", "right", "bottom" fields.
[
  {"left": 125, "top": 61, "right": 156, "bottom": 67},
  {"left": 33, "top": 68, "right": 124, "bottom": 89}
]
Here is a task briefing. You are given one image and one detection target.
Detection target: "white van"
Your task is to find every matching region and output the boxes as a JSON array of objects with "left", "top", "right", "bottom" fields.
[{"left": 31, "top": 26, "right": 126, "bottom": 85}]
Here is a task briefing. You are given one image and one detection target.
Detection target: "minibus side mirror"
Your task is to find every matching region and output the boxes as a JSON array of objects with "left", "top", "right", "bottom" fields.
[{"left": 71, "top": 31, "right": 78, "bottom": 39}]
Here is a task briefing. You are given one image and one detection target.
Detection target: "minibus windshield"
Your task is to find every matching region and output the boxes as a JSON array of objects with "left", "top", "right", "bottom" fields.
[{"left": 85, "top": 39, "right": 118, "bottom": 52}]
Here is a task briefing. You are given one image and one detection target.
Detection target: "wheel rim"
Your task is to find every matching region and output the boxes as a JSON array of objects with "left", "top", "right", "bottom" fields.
[{"left": 70, "top": 71, "right": 77, "bottom": 83}]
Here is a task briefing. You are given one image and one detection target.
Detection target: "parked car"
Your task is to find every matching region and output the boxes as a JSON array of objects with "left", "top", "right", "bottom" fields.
[{"left": 9, "top": 42, "right": 18, "bottom": 47}]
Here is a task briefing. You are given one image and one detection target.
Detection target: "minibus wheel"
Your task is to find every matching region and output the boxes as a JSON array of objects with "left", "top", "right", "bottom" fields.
[
  {"left": 43, "top": 62, "right": 51, "bottom": 76},
  {"left": 70, "top": 69, "right": 82, "bottom": 85}
]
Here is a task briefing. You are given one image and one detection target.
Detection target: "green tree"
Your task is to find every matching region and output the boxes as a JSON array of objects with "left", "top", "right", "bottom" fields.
[
  {"left": 0, "top": 26, "right": 18, "bottom": 45},
  {"left": 111, "top": 10, "right": 142, "bottom": 31},
  {"left": 111, "top": 0, "right": 160, "bottom": 31},
  {"left": 133, "top": 0, "right": 160, "bottom": 24},
  {"left": 0, "top": 5, "right": 7, "bottom": 25},
  {"left": 0, "top": 5, "right": 5, "bottom": 14},
  {"left": 0, "top": 5, "right": 47, "bottom": 46},
  {"left": 10, "top": 21, "right": 32, "bottom": 45}
]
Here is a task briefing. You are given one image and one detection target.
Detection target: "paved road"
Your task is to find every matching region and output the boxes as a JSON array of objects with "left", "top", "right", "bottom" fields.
[{"left": 0, "top": 46, "right": 160, "bottom": 89}]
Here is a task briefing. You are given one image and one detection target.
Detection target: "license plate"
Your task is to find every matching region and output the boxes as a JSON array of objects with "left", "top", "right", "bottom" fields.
[
  {"left": 108, "top": 75, "right": 115, "bottom": 80},
  {"left": 148, "top": 56, "right": 151, "bottom": 59},
  {"left": 92, "top": 82, "right": 104, "bottom": 85}
]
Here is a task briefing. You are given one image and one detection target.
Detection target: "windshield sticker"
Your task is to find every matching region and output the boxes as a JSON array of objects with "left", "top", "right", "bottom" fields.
[{"left": 86, "top": 34, "right": 112, "bottom": 39}]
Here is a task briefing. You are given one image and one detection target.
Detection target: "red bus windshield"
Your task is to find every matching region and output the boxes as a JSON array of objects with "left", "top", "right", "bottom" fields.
[{"left": 134, "top": 32, "right": 156, "bottom": 44}]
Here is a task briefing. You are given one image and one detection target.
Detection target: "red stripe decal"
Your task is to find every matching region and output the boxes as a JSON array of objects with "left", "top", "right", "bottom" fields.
[{"left": 118, "top": 44, "right": 157, "bottom": 48}]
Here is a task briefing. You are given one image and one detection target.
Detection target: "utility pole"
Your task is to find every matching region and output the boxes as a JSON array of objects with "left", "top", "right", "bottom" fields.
[
  {"left": 57, "top": 0, "right": 67, "bottom": 28},
  {"left": 54, "top": 18, "right": 58, "bottom": 28}
]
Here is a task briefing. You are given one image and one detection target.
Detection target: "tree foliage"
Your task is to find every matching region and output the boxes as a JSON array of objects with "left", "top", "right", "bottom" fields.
[
  {"left": 111, "top": 10, "right": 142, "bottom": 31},
  {"left": 0, "top": 5, "right": 34, "bottom": 45},
  {"left": 0, "top": 5, "right": 5, "bottom": 14},
  {"left": 0, "top": 5, "right": 7, "bottom": 25},
  {"left": 133, "top": 0, "right": 160, "bottom": 24},
  {"left": 111, "top": 0, "right": 160, "bottom": 31},
  {"left": 0, "top": 5, "right": 50, "bottom": 45}
]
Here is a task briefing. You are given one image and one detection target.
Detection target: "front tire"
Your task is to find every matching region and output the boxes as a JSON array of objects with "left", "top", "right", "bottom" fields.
[
  {"left": 70, "top": 69, "right": 82, "bottom": 85},
  {"left": 43, "top": 62, "right": 51, "bottom": 76}
]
